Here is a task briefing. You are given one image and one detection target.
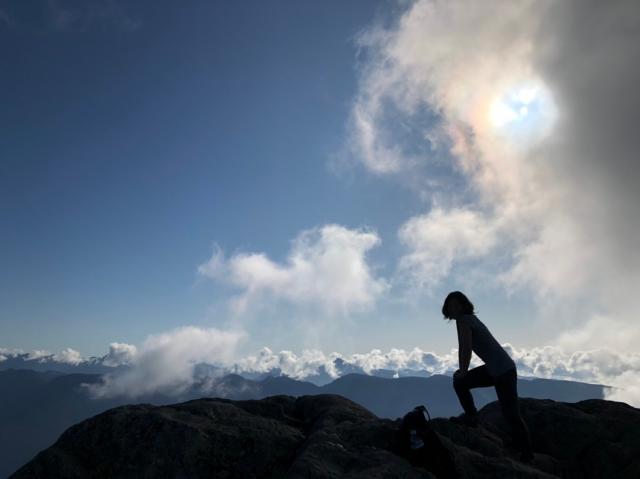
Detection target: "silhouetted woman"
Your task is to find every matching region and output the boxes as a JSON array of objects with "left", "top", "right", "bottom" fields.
[{"left": 442, "top": 291, "right": 533, "bottom": 462}]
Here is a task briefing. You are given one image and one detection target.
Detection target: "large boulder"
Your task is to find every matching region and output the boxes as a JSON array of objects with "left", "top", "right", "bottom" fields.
[{"left": 11, "top": 395, "right": 640, "bottom": 479}]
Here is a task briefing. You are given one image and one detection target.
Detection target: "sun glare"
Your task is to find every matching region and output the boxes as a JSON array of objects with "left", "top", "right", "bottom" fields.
[{"left": 489, "top": 82, "right": 557, "bottom": 144}]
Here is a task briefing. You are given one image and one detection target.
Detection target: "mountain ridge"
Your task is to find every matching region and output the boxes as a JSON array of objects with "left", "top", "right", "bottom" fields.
[
  {"left": 0, "top": 368, "right": 609, "bottom": 477},
  {"left": 10, "top": 394, "right": 640, "bottom": 478}
]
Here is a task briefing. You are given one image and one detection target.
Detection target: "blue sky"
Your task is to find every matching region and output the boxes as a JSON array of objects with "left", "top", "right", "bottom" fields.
[
  {"left": 1, "top": 0, "right": 441, "bottom": 355},
  {"left": 2, "top": 0, "right": 638, "bottom": 374}
]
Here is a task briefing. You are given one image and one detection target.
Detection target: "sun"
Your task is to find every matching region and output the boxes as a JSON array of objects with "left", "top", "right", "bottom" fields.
[{"left": 489, "top": 82, "right": 557, "bottom": 144}]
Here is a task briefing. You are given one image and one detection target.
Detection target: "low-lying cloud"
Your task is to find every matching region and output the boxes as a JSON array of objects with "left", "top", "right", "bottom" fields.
[
  {"left": 7, "top": 337, "right": 640, "bottom": 406},
  {"left": 235, "top": 345, "right": 640, "bottom": 406},
  {"left": 0, "top": 347, "right": 84, "bottom": 365},
  {"left": 87, "top": 326, "right": 246, "bottom": 398}
]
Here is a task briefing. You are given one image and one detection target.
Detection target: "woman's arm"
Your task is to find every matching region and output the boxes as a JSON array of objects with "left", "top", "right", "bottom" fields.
[{"left": 456, "top": 320, "right": 473, "bottom": 373}]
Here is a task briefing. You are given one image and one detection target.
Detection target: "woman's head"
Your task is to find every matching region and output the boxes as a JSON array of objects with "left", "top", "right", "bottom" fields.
[{"left": 442, "top": 291, "right": 474, "bottom": 320}]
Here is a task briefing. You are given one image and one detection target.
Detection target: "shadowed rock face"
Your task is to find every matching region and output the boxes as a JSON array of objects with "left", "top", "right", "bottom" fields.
[
  {"left": 0, "top": 369, "right": 607, "bottom": 477},
  {"left": 11, "top": 395, "right": 640, "bottom": 479}
]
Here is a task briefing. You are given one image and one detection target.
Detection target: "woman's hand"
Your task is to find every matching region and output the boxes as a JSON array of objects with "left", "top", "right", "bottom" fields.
[{"left": 453, "top": 369, "right": 467, "bottom": 380}]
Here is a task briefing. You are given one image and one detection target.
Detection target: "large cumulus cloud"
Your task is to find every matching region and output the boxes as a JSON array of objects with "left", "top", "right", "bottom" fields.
[
  {"left": 348, "top": 0, "right": 640, "bottom": 353},
  {"left": 198, "top": 224, "right": 388, "bottom": 316}
]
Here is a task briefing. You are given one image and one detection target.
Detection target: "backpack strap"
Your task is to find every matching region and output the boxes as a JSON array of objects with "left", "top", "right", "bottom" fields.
[{"left": 414, "top": 405, "right": 431, "bottom": 422}]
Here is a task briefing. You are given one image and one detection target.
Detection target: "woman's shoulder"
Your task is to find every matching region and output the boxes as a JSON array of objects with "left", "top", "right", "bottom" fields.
[{"left": 459, "top": 313, "right": 480, "bottom": 325}]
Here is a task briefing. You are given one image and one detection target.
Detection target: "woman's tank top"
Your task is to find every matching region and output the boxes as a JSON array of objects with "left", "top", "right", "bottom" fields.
[{"left": 459, "top": 313, "right": 515, "bottom": 377}]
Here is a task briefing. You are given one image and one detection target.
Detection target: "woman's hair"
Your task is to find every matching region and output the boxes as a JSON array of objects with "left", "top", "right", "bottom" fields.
[{"left": 441, "top": 291, "right": 475, "bottom": 319}]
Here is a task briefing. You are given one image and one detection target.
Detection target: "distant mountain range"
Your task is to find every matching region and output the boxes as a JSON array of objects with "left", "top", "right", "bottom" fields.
[
  {"left": 0, "top": 353, "right": 123, "bottom": 375},
  {"left": 1, "top": 368, "right": 607, "bottom": 477},
  {"left": 0, "top": 353, "right": 433, "bottom": 384}
]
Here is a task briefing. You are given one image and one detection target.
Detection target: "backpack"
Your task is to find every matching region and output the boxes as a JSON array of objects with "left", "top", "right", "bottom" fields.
[{"left": 396, "top": 405, "right": 457, "bottom": 479}]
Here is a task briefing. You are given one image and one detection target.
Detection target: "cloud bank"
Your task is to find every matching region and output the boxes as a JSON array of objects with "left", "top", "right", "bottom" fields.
[
  {"left": 0, "top": 344, "right": 135, "bottom": 370},
  {"left": 1, "top": 347, "right": 85, "bottom": 366},
  {"left": 7, "top": 335, "right": 640, "bottom": 405},
  {"left": 233, "top": 345, "right": 640, "bottom": 406}
]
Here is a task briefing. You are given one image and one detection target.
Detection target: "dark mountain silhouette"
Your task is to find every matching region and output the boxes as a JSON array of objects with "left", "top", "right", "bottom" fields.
[
  {"left": 220, "top": 357, "right": 436, "bottom": 385},
  {"left": 0, "top": 370, "right": 119, "bottom": 478},
  {"left": 322, "top": 373, "right": 610, "bottom": 419},
  {"left": 0, "top": 370, "right": 179, "bottom": 478},
  {"left": 1, "top": 369, "right": 607, "bottom": 477},
  {"left": 11, "top": 394, "right": 640, "bottom": 478}
]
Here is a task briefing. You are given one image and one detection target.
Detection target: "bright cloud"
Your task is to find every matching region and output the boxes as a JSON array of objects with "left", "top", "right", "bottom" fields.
[
  {"left": 199, "top": 224, "right": 388, "bottom": 315},
  {"left": 0, "top": 347, "right": 22, "bottom": 362},
  {"left": 0, "top": 347, "right": 85, "bottom": 365},
  {"left": 397, "top": 207, "right": 499, "bottom": 289},
  {"left": 233, "top": 345, "right": 460, "bottom": 380},
  {"left": 348, "top": 0, "right": 640, "bottom": 351},
  {"left": 102, "top": 342, "right": 137, "bottom": 367},
  {"left": 234, "top": 345, "right": 640, "bottom": 406},
  {"left": 87, "top": 326, "right": 246, "bottom": 398},
  {"left": 53, "top": 348, "right": 83, "bottom": 365},
  {"left": 234, "top": 347, "right": 344, "bottom": 380}
]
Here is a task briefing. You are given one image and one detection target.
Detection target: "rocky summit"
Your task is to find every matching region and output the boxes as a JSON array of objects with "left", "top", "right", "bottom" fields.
[{"left": 11, "top": 395, "right": 640, "bottom": 479}]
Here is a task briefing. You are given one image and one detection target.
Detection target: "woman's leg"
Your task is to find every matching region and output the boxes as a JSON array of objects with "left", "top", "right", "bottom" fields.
[
  {"left": 453, "top": 365, "right": 494, "bottom": 416},
  {"left": 494, "top": 369, "right": 533, "bottom": 457}
]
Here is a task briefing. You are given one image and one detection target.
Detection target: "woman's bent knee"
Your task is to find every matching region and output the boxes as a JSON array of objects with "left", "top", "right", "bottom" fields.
[{"left": 453, "top": 377, "right": 466, "bottom": 390}]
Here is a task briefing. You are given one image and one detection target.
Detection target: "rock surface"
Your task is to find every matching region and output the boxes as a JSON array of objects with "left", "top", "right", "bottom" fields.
[
  {"left": 11, "top": 395, "right": 640, "bottom": 479},
  {"left": 0, "top": 369, "right": 607, "bottom": 477}
]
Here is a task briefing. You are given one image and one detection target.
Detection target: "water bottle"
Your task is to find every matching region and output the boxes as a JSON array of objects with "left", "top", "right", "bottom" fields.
[{"left": 410, "top": 429, "right": 424, "bottom": 449}]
